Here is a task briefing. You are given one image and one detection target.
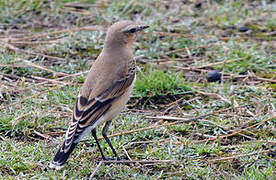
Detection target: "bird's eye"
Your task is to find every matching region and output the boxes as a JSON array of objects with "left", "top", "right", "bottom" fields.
[{"left": 129, "top": 28, "right": 136, "bottom": 33}]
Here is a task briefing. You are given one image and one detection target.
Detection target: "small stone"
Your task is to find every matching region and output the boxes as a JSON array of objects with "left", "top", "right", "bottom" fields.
[
  {"left": 194, "top": 2, "right": 202, "bottom": 8},
  {"left": 206, "top": 70, "right": 221, "bottom": 82},
  {"left": 238, "top": 26, "right": 249, "bottom": 32}
]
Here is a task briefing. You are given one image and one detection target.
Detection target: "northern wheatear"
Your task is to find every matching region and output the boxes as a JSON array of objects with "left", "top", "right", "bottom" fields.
[{"left": 49, "top": 21, "right": 149, "bottom": 170}]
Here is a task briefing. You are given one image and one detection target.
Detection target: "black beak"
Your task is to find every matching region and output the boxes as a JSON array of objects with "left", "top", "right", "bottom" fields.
[{"left": 137, "top": 25, "right": 149, "bottom": 31}]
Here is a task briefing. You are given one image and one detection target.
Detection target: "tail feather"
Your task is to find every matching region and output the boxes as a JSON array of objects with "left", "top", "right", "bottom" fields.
[{"left": 49, "top": 141, "right": 78, "bottom": 170}]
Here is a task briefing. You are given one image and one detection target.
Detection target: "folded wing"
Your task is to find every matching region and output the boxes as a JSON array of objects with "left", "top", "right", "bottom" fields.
[{"left": 61, "top": 59, "right": 136, "bottom": 153}]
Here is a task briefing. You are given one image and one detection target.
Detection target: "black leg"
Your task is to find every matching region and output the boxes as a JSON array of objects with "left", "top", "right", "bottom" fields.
[
  {"left": 91, "top": 128, "right": 108, "bottom": 160},
  {"left": 102, "top": 120, "right": 121, "bottom": 160}
]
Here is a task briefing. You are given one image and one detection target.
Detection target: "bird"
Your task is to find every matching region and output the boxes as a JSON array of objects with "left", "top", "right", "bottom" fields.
[{"left": 49, "top": 20, "right": 149, "bottom": 170}]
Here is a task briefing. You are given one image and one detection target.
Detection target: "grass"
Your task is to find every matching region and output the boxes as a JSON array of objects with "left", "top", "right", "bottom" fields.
[
  {"left": 134, "top": 67, "right": 191, "bottom": 98},
  {"left": 0, "top": 0, "right": 275, "bottom": 179}
]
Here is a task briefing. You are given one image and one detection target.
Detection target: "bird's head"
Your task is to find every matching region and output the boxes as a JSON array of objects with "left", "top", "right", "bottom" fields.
[{"left": 104, "top": 20, "right": 149, "bottom": 49}]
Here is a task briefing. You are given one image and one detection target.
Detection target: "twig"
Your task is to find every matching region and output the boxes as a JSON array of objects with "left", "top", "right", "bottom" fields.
[
  {"left": 47, "top": 131, "right": 66, "bottom": 136},
  {"left": 24, "top": 60, "right": 68, "bottom": 77},
  {"left": 235, "top": 132, "right": 256, "bottom": 140},
  {"left": 122, "top": 145, "right": 132, "bottom": 161},
  {"left": 31, "top": 76, "right": 70, "bottom": 85},
  {"left": 55, "top": 70, "right": 89, "bottom": 80},
  {"left": 150, "top": 57, "right": 200, "bottom": 64},
  {"left": 207, "top": 150, "right": 271, "bottom": 162},
  {"left": 154, "top": 31, "right": 250, "bottom": 41},
  {"left": 102, "top": 160, "right": 174, "bottom": 165},
  {"left": 0, "top": 64, "right": 26, "bottom": 68},
  {"left": 258, "top": 31, "right": 276, "bottom": 36},
  {"left": 194, "top": 133, "right": 216, "bottom": 139},
  {"left": 254, "top": 76, "right": 276, "bottom": 83},
  {"left": 11, "top": 25, "right": 104, "bottom": 41},
  {"left": 0, "top": 73, "right": 34, "bottom": 82},
  {"left": 166, "top": 48, "right": 186, "bottom": 55},
  {"left": 173, "top": 65, "right": 213, "bottom": 73},
  {"left": 89, "top": 161, "right": 103, "bottom": 180},
  {"left": 1, "top": 42, "right": 68, "bottom": 61},
  {"left": 0, "top": 135, "right": 6, "bottom": 141},
  {"left": 60, "top": 7, "right": 93, "bottom": 16},
  {"left": 10, "top": 40, "right": 66, "bottom": 45},
  {"left": 63, "top": 2, "right": 99, "bottom": 8},
  {"left": 163, "top": 96, "right": 187, "bottom": 107},
  {"left": 162, "top": 171, "right": 186, "bottom": 177},
  {"left": 128, "top": 138, "right": 171, "bottom": 146},
  {"left": 146, "top": 116, "right": 189, "bottom": 121},
  {"left": 194, "top": 89, "right": 232, "bottom": 105},
  {"left": 222, "top": 115, "right": 275, "bottom": 138},
  {"left": 195, "top": 115, "right": 276, "bottom": 143},
  {"left": 36, "top": 70, "right": 89, "bottom": 86},
  {"left": 196, "top": 58, "right": 245, "bottom": 69},
  {"left": 33, "top": 130, "right": 51, "bottom": 140},
  {"left": 242, "top": 140, "right": 276, "bottom": 145}
]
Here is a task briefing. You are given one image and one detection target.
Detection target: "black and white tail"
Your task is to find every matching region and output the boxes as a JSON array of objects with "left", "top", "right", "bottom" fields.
[
  {"left": 49, "top": 140, "right": 78, "bottom": 170},
  {"left": 49, "top": 97, "right": 81, "bottom": 170},
  {"left": 49, "top": 94, "right": 114, "bottom": 169}
]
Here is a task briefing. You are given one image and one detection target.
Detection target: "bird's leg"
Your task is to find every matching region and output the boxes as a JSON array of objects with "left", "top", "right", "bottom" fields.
[
  {"left": 91, "top": 128, "right": 108, "bottom": 160},
  {"left": 102, "top": 120, "right": 121, "bottom": 160}
]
